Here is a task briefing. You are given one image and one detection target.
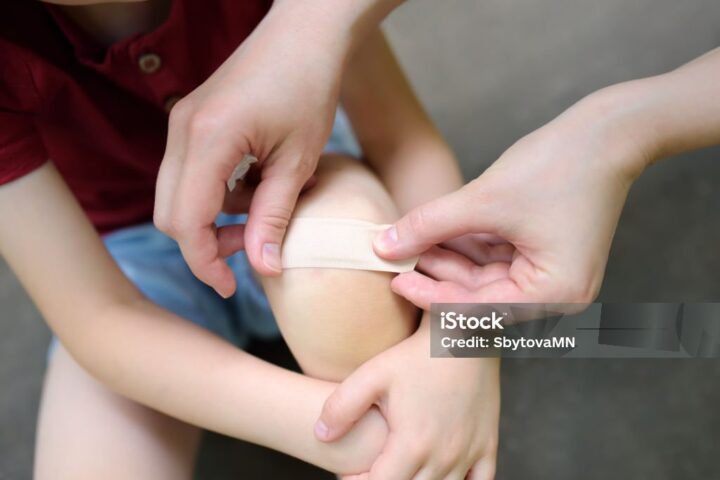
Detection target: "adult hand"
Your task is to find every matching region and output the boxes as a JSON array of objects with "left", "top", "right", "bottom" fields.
[
  {"left": 154, "top": 0, "right": 400, "bottom": 297},
  {"left": 317, "top": 316, "right": 500, "bottom": 480},
  {"left": 372, "top": 85, "right": 660, "bottom": 308}
]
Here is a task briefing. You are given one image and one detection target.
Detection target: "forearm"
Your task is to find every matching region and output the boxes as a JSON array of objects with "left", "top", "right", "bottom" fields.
[
  {"left": 341, "top": 29, "right": 464, "bottom": 213},
  {"left": 561, "top": 47, "right": 720, "bottom": 178},
  {"left": 93, "top": 299, "right": 386, "bottom": 473},
  {"left": 0, "top": 164, "right": 382, "bottom": 474},
  {"left": 270, "top": 0, "right": 405, "bottom": 58}
]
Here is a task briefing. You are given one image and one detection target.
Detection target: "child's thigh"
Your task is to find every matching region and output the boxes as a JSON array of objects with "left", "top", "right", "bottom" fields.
[
  {"left": 35, "top": 345, "right": 200, "bottom": 480},
  {"left": 261, "top": 155, "right": 418, "bottom": 381}
]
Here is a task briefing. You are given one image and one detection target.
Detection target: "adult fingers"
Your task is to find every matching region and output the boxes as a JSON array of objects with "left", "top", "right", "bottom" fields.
[
  {"left": 390, "top": 272, "right": 528, "bottom": 310},
  {"left": 162, "top": 102, "right": 252, "bottom": 296},
  {"left": 341, "top": 474, "right": 369, "bottom": 480},
  {"left": 443, "top": 458, "right": 478, "bottom": 480},
  {"left": 223, "top": 172, "right": 317, "bottom": 215},
  {"left": 416, "top": 246, "right": 510, "bottom": 288},
  {"left": 243, "top": 161, "right": 313, "bottom": 276},
  {"left": 389, "top": 272, "right": 477, "bottom": 310},
  {"left": 374, "top": 183, "right": 496, "bottom": 261},
  {"left": 441, "top": 235, "right": 515, "bottom": 266},
  {"left": 176, "top": 223, "right": 237, "bottom": 297},
  {"left": 413, "top": 464, "right": 453, "bottom": 480},
  {"left": 466, "top": 456, "right": 497, "bottom": 480},
  {"left": 315, "top": 361, "right": 387, "bottom": 442},
  {"left": 154, "top": 101, "right": 189, "bottom": 232}
]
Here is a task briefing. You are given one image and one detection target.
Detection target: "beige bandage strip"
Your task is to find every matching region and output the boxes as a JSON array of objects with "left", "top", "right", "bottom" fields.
[{"left": 281, "top": 218, "right": 418, "bottom": 273}]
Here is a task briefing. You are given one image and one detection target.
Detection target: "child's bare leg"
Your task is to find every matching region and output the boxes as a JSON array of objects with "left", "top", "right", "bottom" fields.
[
  {"left": 261, "top": 155, "right": 418, "bottom": 381},
  {"left": 34, "top": 345, "right": 200, "bottom": 480},
  {"left": 36, "top": 344, "right": 389, "bottom": 478},
  {"left": 34, "top": 157, "right": 409, "bottom": 478}
]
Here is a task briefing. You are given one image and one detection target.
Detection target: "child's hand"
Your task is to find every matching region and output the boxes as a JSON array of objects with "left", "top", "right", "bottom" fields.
[{"left": 316, "top": 315, "right": 500, "bottom": 480}]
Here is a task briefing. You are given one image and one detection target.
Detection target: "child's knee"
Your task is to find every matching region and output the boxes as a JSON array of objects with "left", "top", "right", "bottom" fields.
[
  {"left": 260, "top": 155, "right": 417, "bottom": 381},
  {"left": 293, "top": 154, "right": 399, "bottom": 222}
]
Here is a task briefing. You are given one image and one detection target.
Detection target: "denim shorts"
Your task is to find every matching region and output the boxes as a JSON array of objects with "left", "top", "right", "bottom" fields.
[{"left": 51, "top": 109, "right": 361, "bottom": 353}]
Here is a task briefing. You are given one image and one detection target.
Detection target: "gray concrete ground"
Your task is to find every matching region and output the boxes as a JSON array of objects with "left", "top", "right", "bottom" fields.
[{"left": 2, "top": 0, "right": 720, "bottom": 478}]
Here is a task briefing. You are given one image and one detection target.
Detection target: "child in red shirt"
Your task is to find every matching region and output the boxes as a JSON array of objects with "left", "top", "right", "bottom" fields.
[{"left": 0, "top": 1, "right": 500, "bottom": 478}]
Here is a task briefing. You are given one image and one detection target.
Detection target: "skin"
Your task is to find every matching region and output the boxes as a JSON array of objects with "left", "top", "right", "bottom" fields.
[
  {"left": 260, "top": 156, "right": 418, "bottom": 382},
  {"left": 50, "top": 0, "right": 405, "bottom": 290},
  {"left": 24, "top": 2, "right": 500, "bottom": 478},
  {"left": 33, "top": 154, "right": 425, "bottom": 479},
  {"left": 52, "top": 0, "right": 172, "bottom": 46},
  {"left": 152, "top": 0, "right": 406, "bottom": 293},
  {"left": 320, "top": 316, "right": 500, "bottom": 480},
  {"left": 5, "top": 163, "right": 387, "bottom": 478},
  {"left": 371, "top": 47, "right": 720, "bottom": 310},
  {"left": 312, "top": 31, "right": 500, "bottom": 480}
]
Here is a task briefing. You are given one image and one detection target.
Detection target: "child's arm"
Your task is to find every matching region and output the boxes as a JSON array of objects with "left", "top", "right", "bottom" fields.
[
  {"left": 0, "top": 163, "right": 385, "bottom": 475},
  {"left": 341, "top": 28, "right": 465, "bottom": 212}
]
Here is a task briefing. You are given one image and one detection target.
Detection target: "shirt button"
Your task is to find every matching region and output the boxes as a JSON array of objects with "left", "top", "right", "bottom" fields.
[
  {"left": 138, "top": 53, "right": 162, "bottom": 74},
  {"left": 163, "top": 95, "right": 182, "bottom": 113}
]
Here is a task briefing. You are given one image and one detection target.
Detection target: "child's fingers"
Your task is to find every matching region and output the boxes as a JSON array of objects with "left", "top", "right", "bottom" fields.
[
  {"left": 315, "top": 362, "right": 387, "bottom": 443},
  {"left": 368, "top": 435, "right": 423, "bottom": 480}
]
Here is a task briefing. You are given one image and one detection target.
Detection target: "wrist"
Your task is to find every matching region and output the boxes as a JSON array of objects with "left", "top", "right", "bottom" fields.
[
  {"left": 563, "top": 78, "right": 668, "bottom": 181},
  {"left": 269, "top": 0, "right": 401, "bottom": 58}
]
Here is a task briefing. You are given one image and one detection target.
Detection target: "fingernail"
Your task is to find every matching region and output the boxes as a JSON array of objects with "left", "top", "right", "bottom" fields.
[
  {"left": 375, "top": 226, "right": 398, "bottom": 252},
  {"left": 262, "top": 243, "right": 282, "bottom": 272},
  {"left": 314, "top": 420, "right": 330, "bottom": 440},
  {"left": 214, "top": 288, "right": 231, "bottom": 299}
]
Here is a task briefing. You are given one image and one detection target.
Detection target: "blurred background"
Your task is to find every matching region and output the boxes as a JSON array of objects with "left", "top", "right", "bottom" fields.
[{"left": 2, "top": 0, "right": 719, "bottom": 478}]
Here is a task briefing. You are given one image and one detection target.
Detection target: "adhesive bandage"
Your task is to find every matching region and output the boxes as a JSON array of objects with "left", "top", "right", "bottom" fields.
[
  {"left": 281, "top": 218, "right": 418, "bottom": 273},
  {"left": 227, "top": 154, "right": 258, "bottom": 191}
]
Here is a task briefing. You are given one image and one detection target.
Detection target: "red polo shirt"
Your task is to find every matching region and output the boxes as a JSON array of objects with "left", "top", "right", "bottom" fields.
[{"left": 0, "top": 0, "right": 271, "bottom": 233}]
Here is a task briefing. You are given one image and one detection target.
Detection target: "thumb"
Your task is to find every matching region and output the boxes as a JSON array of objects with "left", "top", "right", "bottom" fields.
[
  {"left": 244, "top": 169, "right": 308, "bottom": 276},
  {"left": 315, "top": 362, "right": 387, "bottom": 443},
  {"left": 374, "top": 182, "right": 495, "bottom": 260}
]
